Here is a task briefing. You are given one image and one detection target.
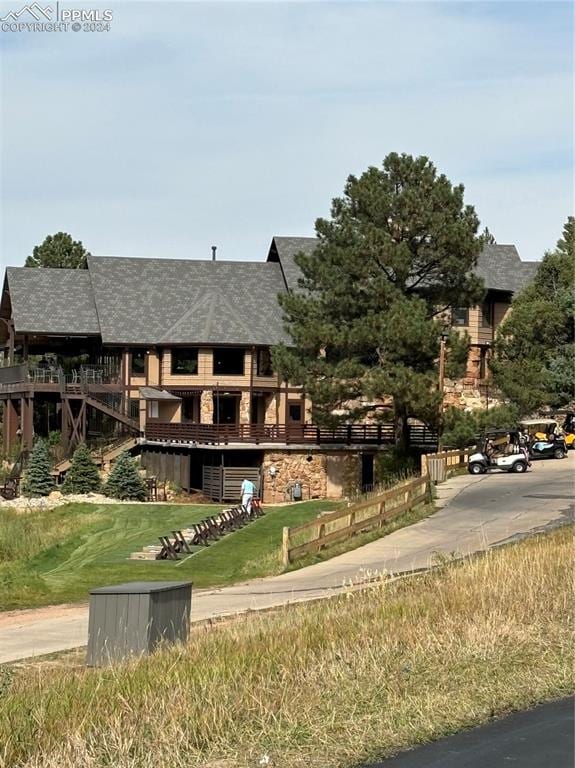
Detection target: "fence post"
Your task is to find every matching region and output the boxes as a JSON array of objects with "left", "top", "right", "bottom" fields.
[
  {"left": 421, "top": 453, "right": 428, "bottom": 476},
  {"left": 378, "top": 499, "right": 385, "bottom": 527},
  {"left": 317, "top": 522, "right": 326, "bottom": 551},
  {"left": 282, "top": 527, "right": 290, "bottom": 567}
]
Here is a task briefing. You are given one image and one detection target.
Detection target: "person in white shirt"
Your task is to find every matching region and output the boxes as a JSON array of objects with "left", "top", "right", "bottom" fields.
[{"left": 240, "top": 478, "right": 256, "bottom": 514}]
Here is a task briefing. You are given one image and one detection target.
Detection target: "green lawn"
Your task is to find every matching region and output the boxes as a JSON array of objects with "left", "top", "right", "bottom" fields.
[{"left": 0, "top": 500, "right": 339, "bottom": 611}]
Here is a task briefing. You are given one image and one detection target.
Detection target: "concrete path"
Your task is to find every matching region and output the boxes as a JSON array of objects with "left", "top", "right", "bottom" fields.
[
  {"left": 366, "top": 696, "right": 574, "bottom": 768},
  {"left": 0, "top": 454, "right": 573, "bottom": 664}
]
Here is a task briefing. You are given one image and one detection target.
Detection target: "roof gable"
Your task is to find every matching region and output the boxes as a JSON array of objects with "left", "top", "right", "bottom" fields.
[
  {"left": 267, "top": 236, "right": 317, "bottom": 291},
  {"left": 6, "top": 267, "right": 100, "bottom": 336},
  {"left": 87, "top": 256, "right": 291, "bottom": 346}
]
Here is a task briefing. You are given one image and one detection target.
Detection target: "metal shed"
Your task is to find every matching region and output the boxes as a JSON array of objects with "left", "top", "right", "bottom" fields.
[{"left": 86, "top": 580, "right": 192, "bottom": 666}]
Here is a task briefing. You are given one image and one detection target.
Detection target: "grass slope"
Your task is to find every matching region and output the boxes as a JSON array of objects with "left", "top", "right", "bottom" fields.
[
  {"left": 1, "top": 527, "right": 572, "bottom": 768},
  {"left": 0, "top": 500, "right": 338, "bottom": 610}
]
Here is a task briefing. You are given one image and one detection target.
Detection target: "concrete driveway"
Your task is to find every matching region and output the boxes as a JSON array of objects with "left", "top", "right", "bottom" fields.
[{"left": 0, "top": 453, "right": 573, "bottom": 664}]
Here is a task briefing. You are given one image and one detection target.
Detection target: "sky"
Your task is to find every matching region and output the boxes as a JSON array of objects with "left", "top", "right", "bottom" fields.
[{"left": 0, "top": 0, "right": 573, "bottom": 268}]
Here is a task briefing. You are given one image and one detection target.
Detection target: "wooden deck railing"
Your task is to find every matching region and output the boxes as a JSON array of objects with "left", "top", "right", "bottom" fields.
[
  {"left": 281, "top": 475, "right": 430, "bottom": 565},
  {"left": 144, "top": 421, "right": 438, "bottom": 447}
]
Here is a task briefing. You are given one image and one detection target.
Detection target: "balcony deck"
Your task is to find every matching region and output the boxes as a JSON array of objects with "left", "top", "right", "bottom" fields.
[{"left": 143, "top": 422, "right": 437, "bottom": 448}]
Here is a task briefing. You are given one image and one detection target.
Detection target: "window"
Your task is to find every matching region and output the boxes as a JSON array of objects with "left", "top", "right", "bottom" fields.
[
  {"left": 171, "top": 348, "right": 198, "bottom": 375},
  {"left": 256, "top": 348, "right": 273, "bottom": 377},
  {"left": 213, "top": 348, "right": 244, "bottom": 376},
  {"left": 481, "top": 302, "right": 492, "bottom": 328},
  {"left": 288, "top": 402, "right": 302, "bottom": 423},
  {"left": 452, "top": 307, "right": 469, "bottom": 327},
  {"left": 131, "top": 350, "right": 146, "bottom": 376},
  {"left": 148, "top": 400, "right": 159, "bottom": 419}
]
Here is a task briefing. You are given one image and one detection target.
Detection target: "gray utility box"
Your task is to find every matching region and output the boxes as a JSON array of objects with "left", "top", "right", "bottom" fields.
[{"left": 86, "top": 581, "right": 192, "bottom": 666}]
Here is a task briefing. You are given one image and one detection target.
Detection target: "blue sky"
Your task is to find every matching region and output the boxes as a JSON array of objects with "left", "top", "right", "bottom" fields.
[{"left": 0, "top": 1, "right": 573, "bottom": 267}]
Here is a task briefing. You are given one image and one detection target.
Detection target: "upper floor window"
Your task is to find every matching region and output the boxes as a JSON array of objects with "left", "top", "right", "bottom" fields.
[
  {"left": 131, "top": 350, "right": 146, "bottom": 376},
  {"left": 481, "top": 302, "right": 492, "bottom": 328},
  {"left": 171, "top": 348, "right": 198, "bottom": 375},
  {"left": 213, "top": 348, "right": 244, "bottom": 376},
  {"left": 452, "top": 307, "right": 469, "bottom": 327},
  {"left": 256, "top": 348, "right": 273, "bottom": 377}
]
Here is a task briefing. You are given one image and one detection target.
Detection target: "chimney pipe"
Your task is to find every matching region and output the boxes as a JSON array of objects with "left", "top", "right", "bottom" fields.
[{"left": 211, "top": 246, "right": 217, "bottom": 261}]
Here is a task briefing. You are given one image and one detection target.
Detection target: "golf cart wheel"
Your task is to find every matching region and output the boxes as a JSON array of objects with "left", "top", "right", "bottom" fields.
[
  {"left": 468, "top": 463, "right": 484, "bottom": 475},
  {"left": 512, "top": 461, "right": 528, "bottom": 473},
  {"left": 554, "top": 448, "right": 565, "bottom": 460}
]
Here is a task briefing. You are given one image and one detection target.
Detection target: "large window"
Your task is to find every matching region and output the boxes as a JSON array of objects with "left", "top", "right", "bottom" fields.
[
  {"left": 481, "top": 302, "right": 492, "bottom": 328},
  {"left": 213, "top": 348, "right": 244, "bottom": 376},
  {"left": 452, "top": 307, "right": 469, "bottom": 327},
  {"left": 256, "top": 348, "right": 273, "bottom": 377},
  {"left": 171, "top": 348, "right": 198, "bottom": 375},
  {"left": 288, "top": 401, "right": 303, "bottom": 423},
  {"left": 131, "top": 350, "right": 146, "bottom": 376}
]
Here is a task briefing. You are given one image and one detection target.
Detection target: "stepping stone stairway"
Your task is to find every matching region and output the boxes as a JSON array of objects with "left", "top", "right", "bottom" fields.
[{"left": 129, "top": 499, "right": 264, "bottom": 561}]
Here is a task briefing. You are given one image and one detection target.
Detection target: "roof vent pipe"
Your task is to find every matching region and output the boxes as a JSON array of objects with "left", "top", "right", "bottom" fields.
[{"left": 211, "top": 246, "right": 217, "bottom": 261}]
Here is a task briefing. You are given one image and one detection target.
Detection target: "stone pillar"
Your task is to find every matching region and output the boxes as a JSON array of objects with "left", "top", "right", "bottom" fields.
[
  {"left": 200, "top": 390, "right": 213, "bottom": 424},
  {"left": 239, "top": 391, "right": 251, "bottom": 425},
  {"left": 264, "top": 394, "right": 277, "bottom": 424}
]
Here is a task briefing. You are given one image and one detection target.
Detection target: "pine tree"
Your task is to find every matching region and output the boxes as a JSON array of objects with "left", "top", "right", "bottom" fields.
[
  {"left": 21, "top": 439, "right": 54, "bottom": 497},
  {"left": 62, "top": 443, "right": 101, "bottom": 495},
  {"left": 491, "top": 217, "right": 575, "bottom": 412},
  {"left": 104, "top": 451, "right": 147, "bottom": 501},
  {"left": 272, "top": 152, "right": 484, "bottom": 450},
  {"left": 25, "top": 232, "right": 90, "bottom": 269}
]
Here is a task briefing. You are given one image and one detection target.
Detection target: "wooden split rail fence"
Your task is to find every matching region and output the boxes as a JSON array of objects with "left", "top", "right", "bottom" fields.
[{"left": 281, "top": 476, "right": 430, "bottom": 566}]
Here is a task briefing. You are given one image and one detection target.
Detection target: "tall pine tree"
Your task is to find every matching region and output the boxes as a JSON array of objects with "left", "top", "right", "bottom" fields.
[
  {"left": 21, "top": 439, "right": 54, "bottom": 497},
  {"left": 273, "top": 153, "right": 484, "bottom": 449},
  {"left": 62, "top": 443, "right": 101, "bottom": 494}
]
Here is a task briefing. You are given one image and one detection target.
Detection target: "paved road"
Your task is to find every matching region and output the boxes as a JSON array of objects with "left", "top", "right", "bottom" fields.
[
  {"left": 0, "top": 454, "right": 573, "bottom": 663},
  {"left": 366, "top": 696, "right": 574, "bottom": 767}
]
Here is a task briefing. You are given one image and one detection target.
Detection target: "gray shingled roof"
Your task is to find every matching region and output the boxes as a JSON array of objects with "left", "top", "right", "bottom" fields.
[
  {"left": 474, "top": 244, "right": 534, "bottom": 293},
  {"left": 270, "top": 238, "right": 539, "bottom": 295},
  {"left": 6, "top": 267, "right": 100, "bottom": 336},
  {"left": 268, "top": 236, "right": 318, "bottom": 291},
  {"left": 139, "top": 387, "right": 181, "bottom": 400},
  {"left": 88, "top": 256, "right": 291, "bottom": 346}
]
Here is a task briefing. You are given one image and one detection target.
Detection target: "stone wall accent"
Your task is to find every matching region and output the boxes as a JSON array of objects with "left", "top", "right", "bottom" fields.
[
  {"left": 239, "top": 391, "right": 251, "bottom": 425},
  {"left": 443, "top": 378, "right": 502, "bottom": 412},
  {"left": 264, "top": 393, "right": 279, "bottom": 424},
  {"left": 262, "top": 451, "right": 328, "bottom": 502},
  {"left": 261, "top": 450, "right": 363, "bottom": 502},
  {"left": 200, "top": 390, "right": 213, "bottom": 424}
]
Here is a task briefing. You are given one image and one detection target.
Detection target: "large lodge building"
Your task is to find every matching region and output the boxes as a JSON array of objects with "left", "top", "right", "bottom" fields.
[{"left": 0, "top": 237, "right": 537, "bottom": 501}]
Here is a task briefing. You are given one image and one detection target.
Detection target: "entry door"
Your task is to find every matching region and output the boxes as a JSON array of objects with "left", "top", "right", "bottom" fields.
[
  {"left": 361, "top": 453, "right": 375, "bottom": 492},
  {"left": 214, "top": 394, "right": 239, "bottom": 424}
]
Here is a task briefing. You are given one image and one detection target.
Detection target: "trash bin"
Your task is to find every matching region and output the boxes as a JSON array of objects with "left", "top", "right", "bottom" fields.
[
  {"left": 86, "top": 581, "right": 192, "bottom": 666},
  {"left": 292, "top": 482, "right": 303, "bottom": 501},
  {"left": 427, "top": 457, "right": 446, "bottom": 484}
]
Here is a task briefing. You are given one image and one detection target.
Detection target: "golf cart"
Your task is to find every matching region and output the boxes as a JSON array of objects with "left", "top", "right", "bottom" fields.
[
  {"left": 562, "top": 413, "right": 575, "bottom": 450},
  {"left": 467, "top": 429, "right": 531, "bottom": 475},
  {"left": 518, "top": 419, "right": 567, "bottom": 460}
]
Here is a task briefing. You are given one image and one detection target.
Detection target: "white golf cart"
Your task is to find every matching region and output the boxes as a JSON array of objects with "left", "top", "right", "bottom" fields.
[{"left": 467, "top": 429, "right": 531, "bottom": 475}]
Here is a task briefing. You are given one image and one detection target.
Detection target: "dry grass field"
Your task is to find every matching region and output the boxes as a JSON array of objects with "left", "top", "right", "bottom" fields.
[{"left": 1, "top": 526, "right": 572, "bottom": 768}]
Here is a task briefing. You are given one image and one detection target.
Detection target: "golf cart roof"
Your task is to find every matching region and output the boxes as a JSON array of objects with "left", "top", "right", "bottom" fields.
[
  {"left": 519, "top": 419, "right": 558, "bottom": 427},
  {"left": 483, "top": 428, "right": 519, "bottom": 436}
]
